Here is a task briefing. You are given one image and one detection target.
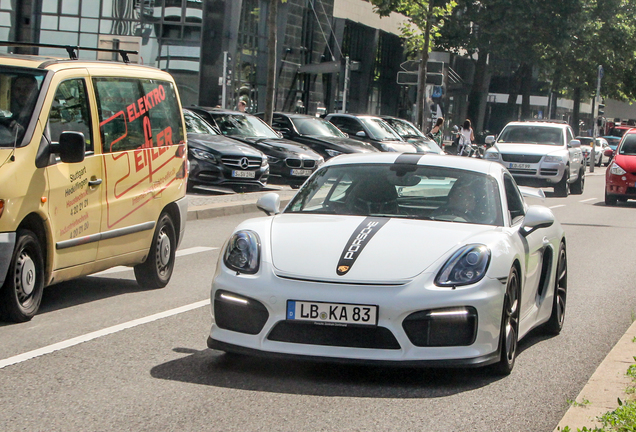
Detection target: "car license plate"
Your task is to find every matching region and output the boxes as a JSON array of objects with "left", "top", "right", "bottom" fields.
[
  {"left": 287, "top": 300, "right": 378, "bottom": 326},
  {"left": 290, "top": 169, "right": 312, "bottom": 176},
  {"left": 232, "top": 170, "right": 256, "bottom": 178},
  {"left": 509, "top": 163, "right": 531, "bottom": 169}
]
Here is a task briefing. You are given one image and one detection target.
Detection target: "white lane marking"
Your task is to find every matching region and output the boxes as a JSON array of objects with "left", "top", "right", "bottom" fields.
[
  {"left": 93, "top": 246, "right": 218, "bottom": 275},
  {"left": 579, "top": 198, "right": 597, "bottom": 203},
  {"left": 0, "top": 299, "right": 211, "bottom": 369},
  {"left": 549, "top": 205, "right": 566, "bottom": 209}
]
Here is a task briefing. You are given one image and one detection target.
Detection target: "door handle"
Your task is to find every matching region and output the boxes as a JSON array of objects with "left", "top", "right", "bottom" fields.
[{"left": 89, "top": 178, "right": 103, "bottom": 187}]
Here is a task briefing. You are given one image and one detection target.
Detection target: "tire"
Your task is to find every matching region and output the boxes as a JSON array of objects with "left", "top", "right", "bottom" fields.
[
  {"left": 554, "top": 169, "right": 569, "bottom": 197},
  {"left": 570, "top": 168, "right": 585, "bottom": 195},
  {"left": 134, "top": 213, "right": 176, "bottom": 289},
  {"left": 491, "top": 266, "right": 520, "bottom": 375},
  {"left": 605, "top": 190, "right": 617, "bottom": 206},
  {"left": 544, "top": 242, "right": 567, "bottom": 335},
  {"left": 0, "top": 229, "right": 45, "bottom": 322}
]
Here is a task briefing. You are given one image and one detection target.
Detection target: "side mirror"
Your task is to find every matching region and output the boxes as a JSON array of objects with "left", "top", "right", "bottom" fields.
[
  {"left": 278, "top": 127, "right": 292, "bottom": 138},
  {"left": 485, "top": 135, "right": 495, "bottom": 145},
  {"left": 256, "top": 192, "right": 281, "bottom": 216},
  {"left": 569, "top": 139, "right": 581, "bottom": 148},
  {"left": 53, "top": 131, "right": 85, "bottom": 163},
  {"left": 355, "top": 131, "right": 366, "bottom": 137},
  {"left": 520, "top": 205, "right": 554, "bottom": 237}
]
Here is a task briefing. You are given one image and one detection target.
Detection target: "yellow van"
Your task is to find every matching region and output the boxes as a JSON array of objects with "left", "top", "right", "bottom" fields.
[{"left": 0, "top": 43, "right": 188, "bottom": 322}]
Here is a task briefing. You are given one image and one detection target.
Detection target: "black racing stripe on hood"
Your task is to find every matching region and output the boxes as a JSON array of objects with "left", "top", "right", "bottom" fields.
[
  {"left": 336, "top": 217, "right": 389, "bottom": 276},
  {"left": 394, "top": 153, "right": 423, "bottom": 165}
]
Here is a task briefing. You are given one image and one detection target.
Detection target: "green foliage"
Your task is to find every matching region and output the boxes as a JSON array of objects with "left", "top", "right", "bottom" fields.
[
  {"left": 369, "top": 0, "right": 456, "bottom": 58},
  {"left": 568, "top": 398, "right": 592, "bottom": 407}
]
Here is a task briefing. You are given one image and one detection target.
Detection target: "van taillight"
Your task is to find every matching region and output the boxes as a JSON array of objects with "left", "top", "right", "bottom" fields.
[{"left": 0, "top": 200, "right": 4, "bottom": 218}]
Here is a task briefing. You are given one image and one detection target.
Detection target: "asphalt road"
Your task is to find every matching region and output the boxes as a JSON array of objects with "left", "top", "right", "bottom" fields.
[{"left": 1, "top": 168, "right": 635, "bottom": 432}]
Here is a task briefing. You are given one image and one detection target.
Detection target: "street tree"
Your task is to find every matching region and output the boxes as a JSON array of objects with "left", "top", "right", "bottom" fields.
[{"left": 370, "top": 0, "right": 456, "bottom": 131}]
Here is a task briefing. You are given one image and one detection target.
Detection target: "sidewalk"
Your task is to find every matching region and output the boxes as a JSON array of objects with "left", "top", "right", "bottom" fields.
[{"left": 186, "top": 186, "right": 634, "bottom": 432}]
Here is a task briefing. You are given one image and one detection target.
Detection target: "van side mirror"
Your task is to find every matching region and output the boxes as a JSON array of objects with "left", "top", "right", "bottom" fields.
[
  {"left": 569, "top": 139, "right": 581, "bottom": 148},
  {"left": 55, "top": 131, "right": 85, "bottom": 163}
]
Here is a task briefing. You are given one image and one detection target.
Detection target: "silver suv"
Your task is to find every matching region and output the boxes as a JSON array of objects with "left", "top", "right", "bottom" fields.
[{"left": 484, "top": 121, "right": 585, "bottom": 197}]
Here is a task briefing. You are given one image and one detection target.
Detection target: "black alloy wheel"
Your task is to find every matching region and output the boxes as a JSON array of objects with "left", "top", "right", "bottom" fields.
[
  {"left": 492, "top": 266, "right": 520, "bottom": 375},
  {"left": 544, "top": 242, "right": 567, "bottom": 335}
]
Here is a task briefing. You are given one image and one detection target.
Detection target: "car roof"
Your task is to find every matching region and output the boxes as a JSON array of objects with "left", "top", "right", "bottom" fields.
[
  {"left": 504, "top": 121, "right": 568, "bottom": 129},
  {"left": 323, "top": 152, "right": 505, "bottom": 176}
]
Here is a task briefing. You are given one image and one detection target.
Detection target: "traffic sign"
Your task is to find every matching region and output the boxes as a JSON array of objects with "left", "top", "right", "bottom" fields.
[
  {"left": 397, "top": 71, "right": 418, "bottom": 85},
  {"left": 400, "top": 60, "right": 420, "bottom": 72}
]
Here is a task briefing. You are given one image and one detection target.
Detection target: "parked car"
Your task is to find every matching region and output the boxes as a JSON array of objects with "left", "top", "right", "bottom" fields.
[
  {"left": 606, "top": 129, "right": 636, "bottom": 205},
  {"left": 608, "top": 125, "right": 634, "bottom": 138},
  {"left": 602, "top": 136, "right": 621, "bottom": 162},
  {"left": 325, "top": 113, "right": 420, "bottom": 153},
  {"left": 576, "top": 136, "right": 611, "bottom": 167},
  {"left": 189, "top": 107, "right": 323, "bottom": 188},
  {"left": 379, "top": 115, "right": 444, "bottom": 154},
  {"left": 256, "top": 112, "right": 379, "bottom": 160},
  {"left": 207, "top": 153, "right": 567, "bottom": 375},
  {"left": 183, "top": 109, "right": 269, "bottom": 192},
  {"left": 485, "top": 121, "right": 585, "bottom": 197}
]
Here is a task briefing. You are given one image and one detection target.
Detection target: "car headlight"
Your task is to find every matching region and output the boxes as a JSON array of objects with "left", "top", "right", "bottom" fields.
[
  {"left": 610, "top": 162, "right": 627, "bottom": 175},
  {"left": 484, "top": 151, "right": 499, "bottom": 161},
  {"left": 223, "top": 230, "right": 261, "bottom": 274},
  {"left": 544, "top": 155, "right": 563, "bottom": 163},
  {"left": 267, "top": 155, "right": 280, "bottom": 164},
  {"left": 190, "top": 148, "right": 217, "bottom": 163},
  {"left": 435, "top": 244, "right": 490, "bottom": 287},
  {"left": 261, "top": 158, "right": 268, "bottom": 167}
]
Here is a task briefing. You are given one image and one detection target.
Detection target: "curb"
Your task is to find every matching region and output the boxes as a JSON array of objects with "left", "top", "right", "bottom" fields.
[
  {"left": 554, "top": 319, "right": 636, "bottom": 431},
  {"left": 187, "top": 198, "right": 294, "bottom": 221}
]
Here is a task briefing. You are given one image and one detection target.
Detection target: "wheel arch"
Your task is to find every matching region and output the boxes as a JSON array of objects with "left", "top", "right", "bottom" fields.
[
  {"left": 16, "top": 212, "right": 51, "bottom": 282},
  {"left": 161, "top": 202, "right": 183, "bottom": 246}
]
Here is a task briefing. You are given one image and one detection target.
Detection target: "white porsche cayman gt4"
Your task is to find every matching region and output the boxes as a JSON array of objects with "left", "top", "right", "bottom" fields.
[{"left": 207, "top": 153, "right": 567, "bottom": 375}]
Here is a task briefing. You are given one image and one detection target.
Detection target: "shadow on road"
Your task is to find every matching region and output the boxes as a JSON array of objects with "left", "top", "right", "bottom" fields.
[{"left": 150, "top": 334, "right": 546, "bottom": 398}]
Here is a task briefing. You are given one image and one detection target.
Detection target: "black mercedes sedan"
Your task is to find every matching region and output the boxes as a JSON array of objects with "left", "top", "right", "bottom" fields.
[
  {"left": 324, "top": 113, "right": 420, "bottom": 153},
  {"left": 189, "top": 107, "right": 324, "bottom": 188},
  {"left": 256, "top": 112, "right": 380, "bottom": 160},
  {"left": 184, "top": 109, "right": 269, "bottom": 192}
]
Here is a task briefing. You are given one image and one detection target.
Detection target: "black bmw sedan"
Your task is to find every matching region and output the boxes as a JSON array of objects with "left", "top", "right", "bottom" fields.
[
  {"left": 256, "top": 112, "right": 380, "bottom": 160},
  {"left": 184, "top": 109, "right": 269, "bottom": 192},
  {"left": 190, "top": 107, "right": 324, "bottom": 188}
]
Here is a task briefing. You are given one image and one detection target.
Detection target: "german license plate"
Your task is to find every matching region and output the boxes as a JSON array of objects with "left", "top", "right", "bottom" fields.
[
  {"left": 290, "top": 169, "right": 312, "bottom": 176},
  {"left": 286, "top": 300, "right": 378, "bottom": 326},
  {"left": 232, "top": 170, "right": 256, "bottom": 178},
  {"left": 509, "top": 163, "right": 531, "bottom": 169}
]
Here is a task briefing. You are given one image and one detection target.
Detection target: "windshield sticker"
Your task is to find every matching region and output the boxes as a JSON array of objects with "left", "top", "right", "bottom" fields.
[{"left": 336, "top": 217, "right": 389, "bottom": 276}]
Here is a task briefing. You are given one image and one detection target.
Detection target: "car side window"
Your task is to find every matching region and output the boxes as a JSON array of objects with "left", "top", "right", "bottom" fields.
[
  {"left": 504, "top": 174, "right": 525, "bottom": 225},
  {"left": 272, "top": 115, "right": 292, "bottom": 131},
  {"left": 47, "top": 78, "right": 93, "bottom": 153}
]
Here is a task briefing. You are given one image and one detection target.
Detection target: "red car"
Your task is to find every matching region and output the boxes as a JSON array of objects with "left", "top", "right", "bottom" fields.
[{"left": 606, "top": 129, "right": 636, "bottom": 205}]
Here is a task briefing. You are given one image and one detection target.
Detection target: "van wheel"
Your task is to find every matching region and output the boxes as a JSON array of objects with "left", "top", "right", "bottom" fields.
[
  {"left": 134, "top": 213, "right": 176, "bottom": 289},
  {"left": 0, "top": 230, "right": 45, "bottom": 322}
]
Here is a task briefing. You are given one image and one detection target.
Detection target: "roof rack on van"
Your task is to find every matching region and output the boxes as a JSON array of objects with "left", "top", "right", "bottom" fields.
[{"left": 0, "top": 41, "right": 138, "bottom": 63}]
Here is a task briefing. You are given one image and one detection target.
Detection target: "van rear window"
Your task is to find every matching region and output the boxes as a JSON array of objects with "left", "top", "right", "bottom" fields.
[{"left": 94, "top": 78, "right": 184, "bottom": 153}]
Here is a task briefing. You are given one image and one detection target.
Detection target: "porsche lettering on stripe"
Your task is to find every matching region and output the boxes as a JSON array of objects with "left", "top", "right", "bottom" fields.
[{"left": 336, "top": 217, "right": 389, "bottom": 276}]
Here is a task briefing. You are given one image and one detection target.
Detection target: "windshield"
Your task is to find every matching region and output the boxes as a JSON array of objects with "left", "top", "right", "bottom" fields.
[
  {"left": 359, "top": 118, "right": 403, "bottom": 141},
  {"left": 184, "top": 110, "right": 218, "bottom": 135},
  {"left": 211, "top": 113, "right": 279, "bottom": 138},
  {"left": 497, "top": 126, "right": 563, "bottom": 145},
  {"left": 0, "top": 67, "right": 46, "bottom": 147},
  {"left": 384, "top": 118, "right": 424, "bottom": 138},
  {"left": 286, "top": 164, "right": 503, "bottom": 225},
  {"left": 292, "top": 117, "right": 346, "bottom": 137},
  {"left": 619, "top": 134, "right": 636, "bottom": 155}
]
